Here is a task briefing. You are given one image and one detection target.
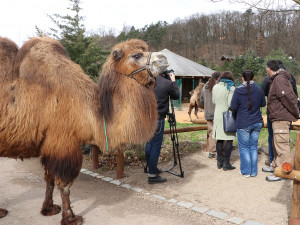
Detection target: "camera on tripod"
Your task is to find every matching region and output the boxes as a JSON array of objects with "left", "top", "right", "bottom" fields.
[{"left": 161, "top": 69, "right": 174, "bottom": 80}]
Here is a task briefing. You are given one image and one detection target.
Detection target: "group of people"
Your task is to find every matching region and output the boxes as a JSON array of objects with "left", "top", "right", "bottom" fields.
[
  {"left": 202, "top": 59, "right": 299, "bottom": 181},
  {"left": 145, "top": 59, "right": 299, "bottom": 184}
]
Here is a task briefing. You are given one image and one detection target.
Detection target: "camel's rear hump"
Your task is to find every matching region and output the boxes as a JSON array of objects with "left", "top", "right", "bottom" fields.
[{"left": 0, "top": 36, "right": 19, "bottom": 81}]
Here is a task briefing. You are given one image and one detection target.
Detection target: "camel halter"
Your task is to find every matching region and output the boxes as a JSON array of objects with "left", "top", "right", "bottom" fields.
[{"left": 124, "top": 52, "right": 154, "bottom": 82}]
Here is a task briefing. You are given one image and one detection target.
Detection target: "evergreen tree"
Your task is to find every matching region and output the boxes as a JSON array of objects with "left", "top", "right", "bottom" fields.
[
  {"left": 117, "top": 26, "right": 142, "bottom": 42},
  {"left": 221, "top": 60, "right": 230, "bottom": 72},
  {"left": 261, "top": 49, "right": 300, "bottom": 76},
  {"left": 142, "top": 21, "right": 168, "bottom": 50},
  {"left": 200, "top": 57, "right": 207, "bottom": 67},
  {"left": 36, "top": 0, "right": 109, "bottom": 79},
  {"left": 210, "top": 60, "right": 217, "bottom": 70}
]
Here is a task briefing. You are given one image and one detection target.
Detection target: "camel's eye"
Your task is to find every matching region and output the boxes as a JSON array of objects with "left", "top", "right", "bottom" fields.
[{"left": 132, "top": 53, "right": 143, "bottom": 60}]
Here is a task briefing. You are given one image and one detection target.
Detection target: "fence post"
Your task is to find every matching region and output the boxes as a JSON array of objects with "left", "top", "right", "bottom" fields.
[
  {"left": 290, "top": 132, "right": 300, "bottom": 225},
  {"left": 116, "top": 148, "right": 125, "bottom": 179},
  {"left": 91, "top": 145, "right": 99, "bottom": 169}
]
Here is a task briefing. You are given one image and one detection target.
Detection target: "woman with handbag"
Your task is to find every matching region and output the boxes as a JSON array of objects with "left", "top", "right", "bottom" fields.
[
  {"left": 212, "top": 71, "right": 236, "bottom": 171},
  {"left": 230, "top": 70, "right": 266, "bottom": 177}
]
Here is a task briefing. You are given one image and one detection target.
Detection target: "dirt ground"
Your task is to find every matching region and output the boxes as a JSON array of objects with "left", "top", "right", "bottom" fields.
[
  {"left": 86, "top": 103, "right": 295, "bottom": 225},
  {"left": 0, "top": 103, "right": 295, "bottom": 225}
]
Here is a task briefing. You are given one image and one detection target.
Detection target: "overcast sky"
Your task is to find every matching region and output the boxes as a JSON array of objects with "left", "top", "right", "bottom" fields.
[{"left": 1, "top": 0, "right": 247, "bottom": 47}]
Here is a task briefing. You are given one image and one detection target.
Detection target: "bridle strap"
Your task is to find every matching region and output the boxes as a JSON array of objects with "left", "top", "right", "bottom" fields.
[{"left": 124, "top": 52, "right": 154, "bottom": 81}]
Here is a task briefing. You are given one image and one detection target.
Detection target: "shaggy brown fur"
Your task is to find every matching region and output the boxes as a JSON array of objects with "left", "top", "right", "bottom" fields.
[
  {"left": 188, "top": 82, "right": 205, "bottom": 121},
  {"left": 0, "top": 36, "right": 168, "bottom": 225},
  {"left": 0, "top": 37, "right": 18, "bottom": 81}
]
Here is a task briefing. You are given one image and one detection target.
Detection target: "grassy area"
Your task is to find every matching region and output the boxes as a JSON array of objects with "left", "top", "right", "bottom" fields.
[
  {"left": 167, "top": 121, "right": 298, "bottom": 149},
  {"left": 168, "top": 85, "right": 300, "bottom": 148}
]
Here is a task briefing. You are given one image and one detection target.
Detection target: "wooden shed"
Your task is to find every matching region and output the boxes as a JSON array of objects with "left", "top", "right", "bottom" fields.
[{"left": 160, "top": 49, "right": 215, "bottom": 108}]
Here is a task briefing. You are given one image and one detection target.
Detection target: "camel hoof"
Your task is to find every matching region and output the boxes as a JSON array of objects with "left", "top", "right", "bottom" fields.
[
  {"left": 41, "top": 204, "right": 61, "bottom": 216},
  {"left": 61, "top": 215, "right": 83, "bottom": 225},
  {"left": 0, "top": 208, "right": 8, "bottom": 218}
]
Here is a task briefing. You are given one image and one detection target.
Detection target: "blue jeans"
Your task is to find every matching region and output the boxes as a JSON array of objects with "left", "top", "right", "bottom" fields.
[
  {"left": 267, "top": 114, "right": 274, "bottom": 162},
  {"left": 237, "top": 122, "right": 262, "bottom": 176},
  {"left": 145, "top": 119, "right": 165, "bottom": 175}
]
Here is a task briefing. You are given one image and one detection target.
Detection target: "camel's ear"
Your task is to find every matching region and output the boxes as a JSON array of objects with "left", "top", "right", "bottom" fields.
[{"left": 112, "top": 49, "right": 123, "bottom": 62}]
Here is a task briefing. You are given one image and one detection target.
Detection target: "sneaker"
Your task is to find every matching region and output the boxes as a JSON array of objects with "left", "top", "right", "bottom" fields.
[
  {"left": 239, "top": 171, "right": 250, "bottom": 178},
  {"left": 265, "top": 160, "right": 271, "bottom": 166},
  {"left": 266, "top": 175, "right": 282, "bottom": 182},
  {"left": 148, "top": 175, "right": 167, "bottom": 184},
  {"left": 262, "top": 166, "right": 275, "bottom": 173},
  {"left": 208, "top": 152, "right": 216, "bottom": 158}
]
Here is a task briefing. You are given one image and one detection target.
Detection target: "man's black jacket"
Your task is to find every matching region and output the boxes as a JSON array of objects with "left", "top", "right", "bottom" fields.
[{"left": 154, "top": 74, "right": 179, "bottom": 119}]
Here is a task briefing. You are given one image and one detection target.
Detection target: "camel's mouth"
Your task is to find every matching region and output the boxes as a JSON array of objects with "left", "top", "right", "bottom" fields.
[{"left": 151, "top": 53, "right": 169, "bottom": 76}]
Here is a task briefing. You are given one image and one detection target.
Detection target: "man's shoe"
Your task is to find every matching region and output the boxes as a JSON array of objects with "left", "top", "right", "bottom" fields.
[
  {"left": 266, "top": 175, "right": 282, "bottom": 182},
  {"left": 265, "top": 160, "right": 271, "bottom": 166},
  {"left": 262, "top": 166, "right": 275, "bottom": 173},
  {"left": 208, "top": 152, "right": 216, "bottom": 158},
  {"left": 157, "top": 168, "right": 163, "bottom": 174},
  {"left": 144, "top": 167, "right": 163, "bottom": 174},
  {"left": 148, "top": 175, "right": 167, "bottom": 184}
]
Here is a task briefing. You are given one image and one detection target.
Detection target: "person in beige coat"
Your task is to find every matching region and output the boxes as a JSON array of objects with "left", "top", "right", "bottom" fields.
[{"left": 212, "top": 71, "right": 236, "bottom": 170}]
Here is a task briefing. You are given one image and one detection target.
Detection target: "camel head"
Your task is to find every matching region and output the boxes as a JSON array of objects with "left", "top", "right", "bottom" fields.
[{"left": 105, "top": 39, "right": 169, "bottom": 86}]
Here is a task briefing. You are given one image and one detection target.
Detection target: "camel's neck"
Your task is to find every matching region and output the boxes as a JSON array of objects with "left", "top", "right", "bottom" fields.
[{"left": 102, "top": 77, "right": 158, "bottom": 150}]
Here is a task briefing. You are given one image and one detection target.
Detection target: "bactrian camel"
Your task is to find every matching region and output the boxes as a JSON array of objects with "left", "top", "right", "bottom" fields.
[
  {"left": 188, "top": 82, "right": 205, "bottom": 121},
  {"left": 0, "top": 36, "right": 169, "bottom": 225}
]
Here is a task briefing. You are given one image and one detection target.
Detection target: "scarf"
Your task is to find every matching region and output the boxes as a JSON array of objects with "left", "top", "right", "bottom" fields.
[
  {"left": 220, "top": 78, "right": 235, "bottom": 91},
  {"left": 241, "top": 80, "right": 254, "bottom": 87}
]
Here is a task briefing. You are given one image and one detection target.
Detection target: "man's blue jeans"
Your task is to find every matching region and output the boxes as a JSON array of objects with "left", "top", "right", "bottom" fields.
[
  {"left": 145, "top": 119, "right": 165, "bottom": 175},
  {"left": 267, "top": 114, "right": 274, "bottom": 162},
  {"left": 237, "top": 122, "right": 262, "bottom": 176}
]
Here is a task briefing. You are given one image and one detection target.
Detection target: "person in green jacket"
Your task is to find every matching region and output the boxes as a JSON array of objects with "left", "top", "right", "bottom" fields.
[{"left": 212, "top": 71, "right": 236, "bottom": 171}]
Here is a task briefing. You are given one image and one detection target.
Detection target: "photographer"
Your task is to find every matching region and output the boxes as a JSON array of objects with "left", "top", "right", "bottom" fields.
[{"left": 145, "top": 70, "right": 179, "bottom": 184}]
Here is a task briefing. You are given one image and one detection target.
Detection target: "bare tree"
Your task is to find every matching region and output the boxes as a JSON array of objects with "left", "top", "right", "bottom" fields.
[{"left": 211, "top": 0, "right": 300, "bottom": 13}]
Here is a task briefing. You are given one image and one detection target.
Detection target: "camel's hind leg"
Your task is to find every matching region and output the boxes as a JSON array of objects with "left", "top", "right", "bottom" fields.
[
  {"left": 57, "top": 180, "right": 83, "bottom": 225},
  {"left": 0, "top": 208, "right": 8, "bottom": 218},
  {"left": 194, "top": 104, "right": 199, "bottom": 119},
  {"left": 188, "top": 104, "right": 194, "bottom": 122},
  {"left": 41, "top": 171, "right": 61, "bottom": 216}
]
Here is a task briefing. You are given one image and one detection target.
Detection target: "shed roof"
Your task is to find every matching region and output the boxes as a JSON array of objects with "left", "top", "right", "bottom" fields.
[{"left": 160, "top": 49, "right": 214, "bottom": 77}]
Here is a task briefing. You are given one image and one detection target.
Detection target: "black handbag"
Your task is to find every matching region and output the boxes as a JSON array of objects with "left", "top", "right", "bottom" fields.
[{"left": 223, "top": 109, "right": 236, "bottom": 132}]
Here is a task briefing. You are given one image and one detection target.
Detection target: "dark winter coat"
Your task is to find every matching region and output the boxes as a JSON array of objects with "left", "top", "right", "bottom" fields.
[
  {"left": 155, "top": 74, "right": 179, "bottom": 119},
  {"left": 231, "top": 83, "right": 266, "bottom": 129},
  {"left": 262, "top": 74, "right": 298, "bottom": 97},
  {"left": 267, "top": 70, "right": 299, "bottom": 122}
]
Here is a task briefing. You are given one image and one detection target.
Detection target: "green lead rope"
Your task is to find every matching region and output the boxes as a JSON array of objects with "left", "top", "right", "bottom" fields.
[{"left": 103, "top": 117, "right": 109, "bottom": 151}]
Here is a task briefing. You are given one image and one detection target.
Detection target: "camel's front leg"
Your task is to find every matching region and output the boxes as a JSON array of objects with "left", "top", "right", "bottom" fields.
[
  {"left": 0, "top": 208, "right": 8, "bottom": 218},
  {"left": 57, "top": 180, "right": 83, "bottom": 225},
  {"left": 41, "top": 170, "right": 61, "bottom": 216}
]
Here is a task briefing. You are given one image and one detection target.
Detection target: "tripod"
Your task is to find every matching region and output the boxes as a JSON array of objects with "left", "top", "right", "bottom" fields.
[
  {"left": 143, "top": 99, "right": 184, "bottom": 178},
  {"left": 163, "top": 98, "right": 184, "bottom": 178}
]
